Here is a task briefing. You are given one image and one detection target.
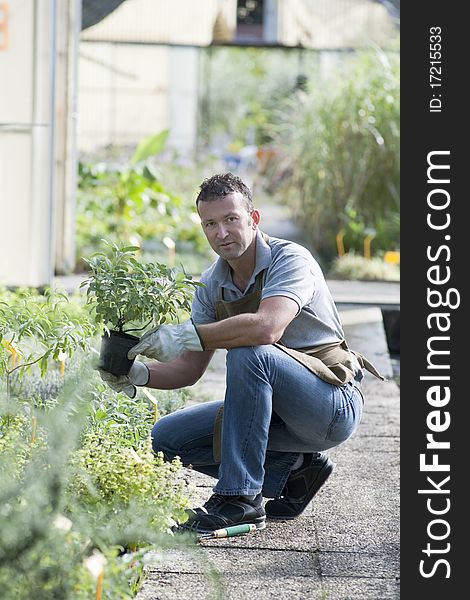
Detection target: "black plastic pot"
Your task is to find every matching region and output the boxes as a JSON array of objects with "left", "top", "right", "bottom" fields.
[{"left": 99, "top": 330, "right": 140, "bottom": 376}]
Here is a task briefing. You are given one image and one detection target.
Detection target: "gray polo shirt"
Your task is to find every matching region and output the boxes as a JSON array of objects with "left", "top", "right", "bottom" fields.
[{"left": 191, "top": 230, "right": 345, "bottom": 349}]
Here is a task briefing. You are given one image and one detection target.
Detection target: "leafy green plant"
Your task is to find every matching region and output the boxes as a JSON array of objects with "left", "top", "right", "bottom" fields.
[
  {"left": 199, "top": 46, "right": 319, "bottom": 148},
  {"left": 80, "top": 240, "right": 200, "bottom": 334},
  {"left": 0, "top": 368, "right": 195, "bottom": 599},
  {"left": 69, "top": 431, "right": 189, "bottom": 532},
  {"left": 76, "top": 131, "right": 209, "bottom": 272},
  {"left": 87, "top": 382, "right": 188, "bottom": 448},
  {"left": 272, "top": 45, "right": 400, "bottom": 261},
  {"left": 0, "top": 288, "right": 94, "bottom": 399}
]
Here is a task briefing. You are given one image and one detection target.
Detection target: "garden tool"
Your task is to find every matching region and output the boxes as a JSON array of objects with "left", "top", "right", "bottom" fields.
[{"left": 198, "top": 523, "right": 257, "bottom": 541}]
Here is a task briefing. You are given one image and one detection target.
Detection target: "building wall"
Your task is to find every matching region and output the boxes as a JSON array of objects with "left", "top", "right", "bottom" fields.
[
  {"left": 0, "top": 0, "right": 54, "bottom": 287},
  {"left": 78, "top": 43, "right": 170, "bottom": 152},
  {"left": 0, "top": 0, "right": 80, "bottom": 285},
  {"left": 280, "top": 0, "right": 396, "bottom": 48},
  {"left": 78, "top": 43, "right": 200, "bottom": 157},
  {"left": 77, "top": 0, "right": 397, "bottom": 156}
]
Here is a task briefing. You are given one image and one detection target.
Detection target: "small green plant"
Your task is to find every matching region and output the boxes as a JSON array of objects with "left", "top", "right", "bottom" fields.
[
  {"left": 81, "top": 240, "right": 200, "bottom": 335},
  {"left": 69, "top": 431, "right": 189, "bottom": 533},
  {"left": 0, "top": 288, "right": 94, "bottom": 399},
  {"left": 0, "top": 368, "right": 196, "bottom": 599},
  {"left": 87, "top": 382, "right": 188, "bottom": 448}
]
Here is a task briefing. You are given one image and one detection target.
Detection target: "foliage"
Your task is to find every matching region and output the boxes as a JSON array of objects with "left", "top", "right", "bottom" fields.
[
  {"left": 87, "top": 384, "right": 155, "bottom": 448},
  {"left": 81, "top": 240, "right": 201, "bottom": 333},
  {"left": 0, "top": 375, "right": 93, "bottom": 598},
  {"left": 0, "top": 284, "right": 207, "bottom": 598},
  {"left": 76, "top": 131, "right": 210, "bottom": 272},
  {"left": 0, "top": 365, "right": 194, "bottom": 599},
  {"left": 8, "top": 368, "right": 67, "bottom": 404},
  {"left": 87, "top": 382, "right": 188, "bottom": 447},
  {"left": 271, "top": 45, "right": 400, "bottom": 261},
  {"left": 0, "top": 288, "right": 94, "bottom": 385},
  {"left": 328, "top": 252, "right": 400, "bottom": 282},
  {"left": 69, "top": 432, "right": 189, "bottom": 533},
  {"left": 0, "top": 413, "right": 43, "bottom": 482},
  {"left": 131, "top": 129, "right": 170, "bottom": 165},
  {"left": 200, "top": 46, "right": 319, "bottom": 149}
]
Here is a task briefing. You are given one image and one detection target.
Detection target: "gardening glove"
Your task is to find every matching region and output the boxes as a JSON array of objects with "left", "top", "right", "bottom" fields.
[
  {"left": 127, "top": 320, "right": 204, "bottom": 362},
  {"left": 98, "top": 360, "right": 150, "bottom": 398}
]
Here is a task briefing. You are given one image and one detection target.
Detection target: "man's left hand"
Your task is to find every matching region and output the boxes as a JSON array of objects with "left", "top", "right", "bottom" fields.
[{"left": 127, "top": 320, "right": 204, "bottom": 362}]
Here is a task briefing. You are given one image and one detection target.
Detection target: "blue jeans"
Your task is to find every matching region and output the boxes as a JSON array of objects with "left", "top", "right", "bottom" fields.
[{"left": 151, "top": 345, "right": 363, "bottom": 498}]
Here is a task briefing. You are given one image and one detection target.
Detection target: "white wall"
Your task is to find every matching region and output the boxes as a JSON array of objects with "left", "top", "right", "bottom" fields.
[
  {"left": 0, "top": 0, "right": 54, "bottom": 288},
  {"left": 0, "top": 0, "right": 79, "bottom": 286},
  {"left": 78, "top": 43, "right": 200, "bottom": 159},
  {"left": 78, "top": 43, "right": 170, "bottom": 152}
]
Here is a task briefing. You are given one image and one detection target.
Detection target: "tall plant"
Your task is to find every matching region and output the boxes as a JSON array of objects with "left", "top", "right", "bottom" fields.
[
  {"left": 273, "top": 46, "right": 400, "bottom": 260},
  {"left": 199, "top": 46, "right": 319, "bottom": 149}
]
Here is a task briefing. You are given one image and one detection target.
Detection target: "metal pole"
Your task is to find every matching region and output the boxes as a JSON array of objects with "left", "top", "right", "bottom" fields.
[{"left": 47, "top": 0, "right": 58, "bottom": 284}]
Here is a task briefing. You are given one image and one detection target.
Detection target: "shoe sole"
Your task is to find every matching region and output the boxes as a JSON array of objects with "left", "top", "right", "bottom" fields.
[{"left": 266, "top": 460, "right": 335, "bottom": 521}]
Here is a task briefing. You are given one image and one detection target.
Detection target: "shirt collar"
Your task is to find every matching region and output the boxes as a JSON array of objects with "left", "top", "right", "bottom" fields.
[{"left": 212, "top": 230, "right": 272, "bottom": 291}]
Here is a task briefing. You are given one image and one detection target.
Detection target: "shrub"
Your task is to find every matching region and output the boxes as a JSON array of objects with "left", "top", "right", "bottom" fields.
[
  {"left": 0, "top": 288, "right": 95, "bottom": 403},
  {"left": 328, "top": 252, "right": 400, "bottom": 281},
  {"left": 69, "top": 431, "right": 189, "bottom": 533},
  {"left": 0, "top": 369, "right": 193, "bottom": 599},
  {"left": 273, "top": 45, "right": 400, "bottom": 261}
]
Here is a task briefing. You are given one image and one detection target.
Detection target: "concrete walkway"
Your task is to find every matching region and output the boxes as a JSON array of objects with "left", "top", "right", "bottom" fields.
[{"left": 136, "top": 305, "right": 400, "bottom": 600}]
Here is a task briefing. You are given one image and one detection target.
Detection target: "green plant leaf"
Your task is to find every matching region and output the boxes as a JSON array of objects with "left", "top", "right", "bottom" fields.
[{"left": 130, "top": 130, "right": 169, "bottom": 164}]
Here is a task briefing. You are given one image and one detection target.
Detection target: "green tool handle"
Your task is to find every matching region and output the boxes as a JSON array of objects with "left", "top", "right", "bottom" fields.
[{"left": 203, "top": 523, "right": 257, "bottom": 539}]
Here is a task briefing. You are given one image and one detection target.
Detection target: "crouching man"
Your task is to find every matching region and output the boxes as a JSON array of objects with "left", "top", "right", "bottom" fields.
[{"left": 100, "top": 173, "right": 382, "bottom": 534}]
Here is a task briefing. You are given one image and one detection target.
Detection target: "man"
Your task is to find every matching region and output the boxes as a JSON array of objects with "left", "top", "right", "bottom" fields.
[{"left": 100, "top": 173, "right": 382, "bottom": 534}]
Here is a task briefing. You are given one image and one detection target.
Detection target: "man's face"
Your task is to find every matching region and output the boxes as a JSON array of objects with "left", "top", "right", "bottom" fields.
[{"left": 198, "top": 192, "right": 260, "bottom": 261}]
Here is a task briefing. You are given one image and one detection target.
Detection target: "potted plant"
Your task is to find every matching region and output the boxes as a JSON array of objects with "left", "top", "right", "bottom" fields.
[{"left": 80, "top": 240, "right": 199, "bottom": 376}]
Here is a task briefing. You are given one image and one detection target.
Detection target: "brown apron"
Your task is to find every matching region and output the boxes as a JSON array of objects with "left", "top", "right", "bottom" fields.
[{"left": 211, "top": 234, "right": 384, "bottom": 461}]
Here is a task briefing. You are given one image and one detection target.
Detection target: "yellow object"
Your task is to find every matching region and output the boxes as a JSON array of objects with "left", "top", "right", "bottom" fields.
[
  {"left": 2, "top": 339, "right": 22, "bottom": 367},
  {"left": 95, "top": 569, "right": 104, "bottom": 600},
  {"left": 143, "top": 388, "right": 159, "bottom": 423},
  {"left": 384, "top": 251, "right": 400, "bottom": 265},
  {"left": 364, "top": 234, "right": 375, "bottom": 259},
  {"left": 336, "top": 230, "right": 346, "bottom": 257},
  {"left": 0, "top": 2, "right": 10, "bottom": 51}
]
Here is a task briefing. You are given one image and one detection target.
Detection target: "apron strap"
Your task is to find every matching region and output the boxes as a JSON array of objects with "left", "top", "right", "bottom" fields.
[{"left": 213, "top": 405, "right": 224, "bottom": 463}]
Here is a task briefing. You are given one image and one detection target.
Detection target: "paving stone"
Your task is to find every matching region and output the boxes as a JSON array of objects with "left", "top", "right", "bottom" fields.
[
  {"left": 200, "top": 518, "right": 320, "bottom": 552},
  {"left": 319, "top": 550, "right": 399, "bottom": 579},
  {"left": 320, "top": 576, "right": 400, "bottom": 600}
]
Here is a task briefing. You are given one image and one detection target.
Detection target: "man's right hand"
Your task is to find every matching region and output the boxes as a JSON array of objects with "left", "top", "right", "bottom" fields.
[{"left": 98, "top": 360, "right": 150, "bottom": 398}]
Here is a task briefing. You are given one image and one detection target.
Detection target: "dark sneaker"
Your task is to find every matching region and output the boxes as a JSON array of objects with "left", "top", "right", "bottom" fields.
[
  {"left": 180, "top": 493, "right": 266, "bottom": 534},
  {"left": 265, "top": 454, "right": 334, "bottom": 520}
]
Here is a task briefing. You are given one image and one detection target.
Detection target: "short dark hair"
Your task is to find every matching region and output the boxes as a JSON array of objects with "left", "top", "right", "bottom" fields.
[{"left": 196, "top": 173, "right": 254, "bottom": 212}]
